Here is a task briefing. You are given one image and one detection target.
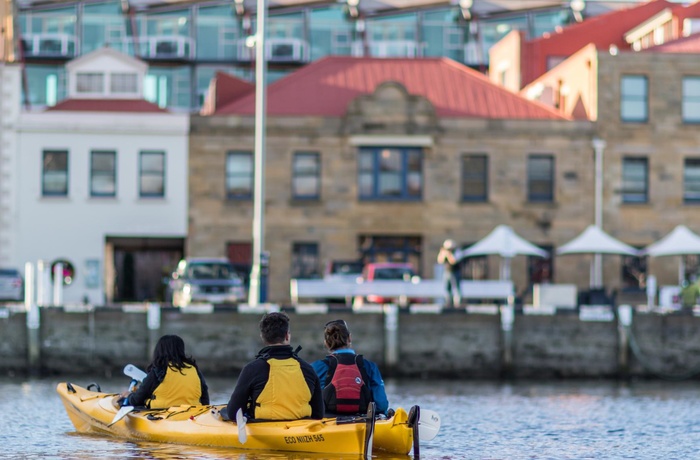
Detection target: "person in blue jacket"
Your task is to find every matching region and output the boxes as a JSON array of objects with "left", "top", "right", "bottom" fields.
[{"left": 312, "top": 319, "right": 389, "bottom": 416}]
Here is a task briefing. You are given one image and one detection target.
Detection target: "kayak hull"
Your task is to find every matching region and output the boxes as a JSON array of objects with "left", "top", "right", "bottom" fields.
[{"left": 57, "top": 382, "right": 413, "bottom": 455}]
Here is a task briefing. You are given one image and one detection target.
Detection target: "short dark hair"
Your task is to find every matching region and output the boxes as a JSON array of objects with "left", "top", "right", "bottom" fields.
[{"left": 260, "top": 312, "right": 290, "bottom": 344}]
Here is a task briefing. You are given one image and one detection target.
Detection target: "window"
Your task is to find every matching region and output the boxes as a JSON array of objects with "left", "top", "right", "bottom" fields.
[
  {"left": 42, "top": 150, "right": 68, "bottom": 196},
  {"left": 226, "top": 151, "right": 253, "bottom": 200},
  {"left": 139, "top": 151, "right": 165, "bottom": 198},
  {"left": 620, "top": 75, "right": 648, "bottom": 122},
  {"left": 90, "top": 150, "right": 116, "bottom": 197},
  {"left": 529, "top": 245, "right": 553, "bottom": 285},
  {"left": 682, "top": 76, "right": 700, "bottom": 123},
  {"left": 622, "top": 157, "right": 648, "bottom": 203},
  {"left": 76, "top": 72, "right": 104, "bottom": 93},
  {"left": 358, "top": 235, "right": 422, "bottom": 274},
  {"left": 110, "top": 73, "right": 138, "bottom": 94},
  {"left": 292, "top": 152, "right": 320, "bottom": 199},
  {"left": 291, "top": 242, "right": 320, "bottom": 279},
  {"left": 358, "top": 147, "right": 422, "bottom": 200},
  {"left": 684, "top": 158, "right": 700, "bottom": 203},
  {"left": 462, "top": 154, "right": 488, "bottom": 202},
  {"left": 622, "top": 251, "right": 647, "bottom": 292},
  {"left": 527, "top": 154, "right": 554, "bottom": 202}
]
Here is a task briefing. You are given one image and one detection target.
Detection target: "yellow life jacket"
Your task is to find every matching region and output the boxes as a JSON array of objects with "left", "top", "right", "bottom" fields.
[
  {"left": 255, "top": 358, "right": 312, "bottom": 420},
  {"left": 147, "top": 364, "right": 202, "bottom": 409}
]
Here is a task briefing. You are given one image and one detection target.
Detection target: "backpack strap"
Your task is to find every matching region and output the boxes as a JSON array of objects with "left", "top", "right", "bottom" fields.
[
  {"left": 354, "top": 355, "right": 372, "bottom": 387},
  {"left": 324, "top": 354, "right": 339, "bottom": 384}
]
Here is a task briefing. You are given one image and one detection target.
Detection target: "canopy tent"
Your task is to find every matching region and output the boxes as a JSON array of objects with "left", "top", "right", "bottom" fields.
[
  {"left": 557, "top": 225, "right": 639, "bottom": 288},
  {"left": 459, "top": 225, "right": 548, "bottom": 280},
  {"left": 641, "top": 225, "right": 700, "bottom": 284}
]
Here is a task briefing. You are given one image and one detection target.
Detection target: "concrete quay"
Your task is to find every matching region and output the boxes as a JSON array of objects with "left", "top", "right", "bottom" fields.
[{"left": 2, "top": 303, "right": 700, "bottom": 380}]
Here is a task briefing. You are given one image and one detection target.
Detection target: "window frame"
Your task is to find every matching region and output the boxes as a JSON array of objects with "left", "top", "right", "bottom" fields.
[
  {"left": 292, "top": 151, "right": 321, "bottom": 200},
  {"left": 684, "top": 157, "right": 700, "bottom": 204},
  {"left": 682, "top": 76, "right": 700, "bottom": 124},
  {"left": 527, "top": 154, "right": 555, "bottom": 203},
  {"left": 621, "top": 156, "right": 649, "bottom": 204},
  {"left": 620, "top": 74, "right": 649, "bottom": 123},
  {"left": 461, "top": 153, "right": 488, "bottom": 202},
  {"left": 139, "top": 150, "right": 166, "bottom": 198},
  {"left": 42, "top": 149, "right": 69, "bottom": 197},
  {"left": 358, "top": 147, "right": 423, "bottom": 201},
  {"left": 90, "top": 150, "right": 116, "bottom": 198},
  {"left": 226, "top": 150, "right": 254, "bottom": 200}
]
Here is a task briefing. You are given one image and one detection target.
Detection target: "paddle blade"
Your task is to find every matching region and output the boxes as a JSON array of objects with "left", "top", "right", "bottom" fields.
[
  {"left": 109, "top": 405, "right": 134, "bottom": 427},
  {"left": 236, "top": 408, "right": 248, "bottom": 444},
  {"left": 123, "top": 364, "right": 147, "bottom": 383},
  {"left": 418, "top": 409, "right": 441, "bottom": 441},
  {"left": 364, "top": 402, "right": 375, "bottom": 459}
]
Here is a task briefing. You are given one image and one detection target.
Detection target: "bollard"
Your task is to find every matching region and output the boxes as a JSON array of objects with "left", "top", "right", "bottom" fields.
[
  {"left": 500, "top": 297, "right": 515, "bottom": 377},
  {"left": 617, "top": 304, "right": 633, "bottom": 377},
  {"left": 36, "top": 260, "right": 46, "bottom": 307},
  {"left": 383, "top": 304, "right": 399, "bottom": 375},
  {"left": 25, "top": 262, "right": 41, "bottom": 376},
  {"left": 53, "top": 262, "right": 63, "bottom": 306},
  {"left": 147, "top": 303, "right": 161, "bottom": 360}
]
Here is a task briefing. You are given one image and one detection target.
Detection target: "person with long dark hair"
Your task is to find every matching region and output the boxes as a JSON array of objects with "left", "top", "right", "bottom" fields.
[
  {"left": 312, "top": 319, "right": 389, "bottom": 416},
  {"left": 118, "top": 334, "right": 209, "bottom": 409}
]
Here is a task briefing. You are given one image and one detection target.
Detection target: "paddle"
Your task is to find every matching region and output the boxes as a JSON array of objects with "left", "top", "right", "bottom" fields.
[
  {"left": 418, "top": 409, "right": 441, "bottom": 441},
  {"left": 363, "top": 402, "right": 376, "bottom": 460},
  {"left": 235, "top": 408, "right": 248, "bottom": 444},
  {"left": 110, "top": 364, "right": 148, "bottom": 427},
  {"left": 123, "top": 364, "right": 147, "bottom": 383},
  {"left": 109, "top": 378, "right": 138, "bottom": 426},
  {"left": 109, "top": 405, "right": 135, "bottom": 426}
]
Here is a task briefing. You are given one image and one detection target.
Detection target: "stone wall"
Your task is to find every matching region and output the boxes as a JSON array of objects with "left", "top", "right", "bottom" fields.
[{"left": 5, "top": 306, "right": 700, "bottom": 380}]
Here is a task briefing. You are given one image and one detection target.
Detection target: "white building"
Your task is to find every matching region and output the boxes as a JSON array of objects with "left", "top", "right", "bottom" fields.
[{"left": 15, "top": 47, "right": 189, "bottom": 305}]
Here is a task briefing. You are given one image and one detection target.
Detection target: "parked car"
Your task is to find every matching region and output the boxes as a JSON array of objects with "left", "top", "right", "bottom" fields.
[
  {"left": 169, "top": 258, "right": 246, "bottom": 307},
  {"left": 354, "top": 262, "right": 421, "bottom": 307},
  {"left": 320, "top": 259, "right": 364, "bottom": 306},
  {"left": 0, "top": 268, "right": 23, "bottom": 301},
  {"left": 324, "top": 259, "right": 364, "bottom": 282}
]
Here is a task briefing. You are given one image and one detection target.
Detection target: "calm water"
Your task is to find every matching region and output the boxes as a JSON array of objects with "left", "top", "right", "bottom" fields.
[{"left": 2, "top": 376, "right": 700, "bottom": 459}]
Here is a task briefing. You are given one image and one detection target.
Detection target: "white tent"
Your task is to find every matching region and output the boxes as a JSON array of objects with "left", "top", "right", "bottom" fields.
[
  {"left": 641, "top": 225, "right": 700, "bottom": 284},
  {"left": 557, "top": 225, "right": 638, "bottom": 287},
  {"left": 459, "top": 225, "right": 548, "bottom": 280}
]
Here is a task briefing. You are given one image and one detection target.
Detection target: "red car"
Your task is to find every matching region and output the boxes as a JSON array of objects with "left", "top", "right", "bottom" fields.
[{"left": 354, "top": 262, "right": 420, "bottom": 306}]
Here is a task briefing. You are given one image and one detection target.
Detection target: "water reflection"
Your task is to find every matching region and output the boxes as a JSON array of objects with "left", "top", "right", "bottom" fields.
[{"left": 3, "top": 377, "right": 700, "bottom": 459}]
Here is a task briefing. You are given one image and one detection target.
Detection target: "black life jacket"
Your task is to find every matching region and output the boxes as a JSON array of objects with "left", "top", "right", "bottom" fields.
[{"left": 323, "top": 353, "right": 372, "bottom": 415}]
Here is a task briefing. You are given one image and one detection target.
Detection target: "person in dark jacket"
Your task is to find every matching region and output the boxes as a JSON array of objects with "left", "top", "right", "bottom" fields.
[
  {"left": 227, "top": 311, "right": 324, "bottom": 420},
  {"left": 312, "top": 319, "right": 389, "bottom": 416},
  {"left": 118, "top": 334, "right": 209, "bottom": 409}
]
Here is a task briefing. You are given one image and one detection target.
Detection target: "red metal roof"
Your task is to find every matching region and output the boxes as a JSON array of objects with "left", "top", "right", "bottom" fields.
[
  {"left": 213, "top": 56, "right": 566, "bottom": 120},
  {"left": 200, "top": 72, "right": 254, "bottom": 115},
  {"left": 646, "top": 32, "right": 700, "bottom": 53},
  {"left": 522, "top": 0, "right": 673, "bottom": 86},
  {"left": 46, "top": 99, "right": 167, "bottom": 113}
]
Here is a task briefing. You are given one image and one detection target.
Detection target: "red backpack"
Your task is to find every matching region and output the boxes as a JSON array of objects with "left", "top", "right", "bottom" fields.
[{"left": 323, "top": 353, "right": 373, "bottom": 415}]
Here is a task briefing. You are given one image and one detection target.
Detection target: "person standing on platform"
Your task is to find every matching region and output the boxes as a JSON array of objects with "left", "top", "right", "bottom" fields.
[{"left": 437, "top": 239, "right": 461, "bottom": 307}]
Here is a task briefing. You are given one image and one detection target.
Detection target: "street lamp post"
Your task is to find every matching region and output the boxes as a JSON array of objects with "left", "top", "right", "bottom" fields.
[
  {"left": 248, "top": 0, "right": 267, "bottom": 307},
  {"left": 592, "top": 138, "right": 606, "bottom": 288}
]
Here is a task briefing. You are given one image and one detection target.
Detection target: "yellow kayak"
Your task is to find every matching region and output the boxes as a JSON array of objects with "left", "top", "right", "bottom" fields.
[{"left": 56, "top": 382, "right": 418, "bottom": 456}]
